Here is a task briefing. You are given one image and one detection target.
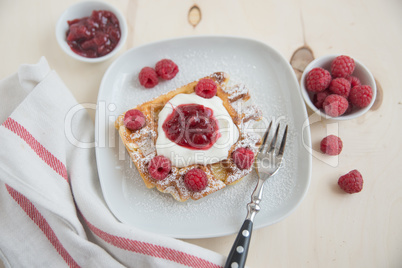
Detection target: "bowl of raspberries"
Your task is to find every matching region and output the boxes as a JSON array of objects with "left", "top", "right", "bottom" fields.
[{"left": 300, "top": 55, "right": 377, "bottom": 120}]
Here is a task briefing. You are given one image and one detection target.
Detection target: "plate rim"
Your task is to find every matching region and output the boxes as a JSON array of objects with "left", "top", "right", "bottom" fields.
[{"left": 95, "top": 35, "right": 312, "bottom": 238}]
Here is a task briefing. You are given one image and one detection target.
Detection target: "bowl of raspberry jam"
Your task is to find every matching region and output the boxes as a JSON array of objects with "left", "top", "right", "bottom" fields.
[{"left": 56, "top": 1, "right": 127, "bottom": 63}]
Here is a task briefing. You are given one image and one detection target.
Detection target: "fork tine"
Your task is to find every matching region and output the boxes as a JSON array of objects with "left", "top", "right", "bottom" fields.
[
  {"left": 278, "top": 125, "right": 288, "bottom": 156},
  {"left": 268, "top": 123, "right": 280, "bottom": 153},
  {"left": 259, "top": 121, "right": 272, "bottom": 154}
]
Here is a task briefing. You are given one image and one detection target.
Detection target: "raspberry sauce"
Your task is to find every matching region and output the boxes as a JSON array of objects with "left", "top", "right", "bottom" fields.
[
  {"left": 162, "top": 104, "right": 221, "bottom": 150},
  {"left": 66, "top": 10, "right": 121, "bottom": 58}
]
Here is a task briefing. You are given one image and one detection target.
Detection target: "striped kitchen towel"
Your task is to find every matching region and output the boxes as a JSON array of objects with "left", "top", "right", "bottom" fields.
[{"left": 0, "top": 57, "right": 225, "bottom": 268}]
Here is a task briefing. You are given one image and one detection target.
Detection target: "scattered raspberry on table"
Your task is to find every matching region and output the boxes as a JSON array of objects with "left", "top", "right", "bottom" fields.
[
  {"left": 338, "top": 169, "right": 364, "bottom": 194},
  {"left": 320, "top": 135, "right": 343, "bottom": 155}
]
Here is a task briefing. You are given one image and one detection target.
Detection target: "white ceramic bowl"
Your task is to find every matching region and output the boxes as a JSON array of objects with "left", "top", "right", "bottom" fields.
[
  {"left": 56, "top": 1, "right": 128, "bottom": 63},
  {"left": 300, "top": 54, "right": 376, "bottom": 120}
]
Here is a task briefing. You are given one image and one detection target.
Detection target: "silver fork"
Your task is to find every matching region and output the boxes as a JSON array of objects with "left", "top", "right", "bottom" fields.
[{"left": 224, "top": 122, "right": 288, "bottom": 268}]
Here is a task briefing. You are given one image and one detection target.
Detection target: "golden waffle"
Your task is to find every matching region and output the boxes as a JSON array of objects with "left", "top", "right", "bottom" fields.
[{"left": 115, "top": 72, "right": 262, "bottom": 201}]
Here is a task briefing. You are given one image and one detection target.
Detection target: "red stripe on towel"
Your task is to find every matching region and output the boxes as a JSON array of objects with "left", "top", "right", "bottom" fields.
[
  {"left": 6, "top": 185, "right": 80, "bottom": 268},
  {"left": 83, "top": 217, "right": 222, "bottom": 268},
  {"left": 2, "top": 117, "right": 68, "bottom": 182}
]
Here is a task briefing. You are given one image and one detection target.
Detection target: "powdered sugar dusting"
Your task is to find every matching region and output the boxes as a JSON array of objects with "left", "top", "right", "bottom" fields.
[
  {"left": 235, "top": 132, "right": 261, "bottom": 152},
  {"left": 243, "top": 104, "right": 263, "bottom": 122},
  {"left": 223, "top": 83, "right": 249, "bottom": 101},
  {"left": 126, "top": 124, "right": 157, "bottom": 173}
]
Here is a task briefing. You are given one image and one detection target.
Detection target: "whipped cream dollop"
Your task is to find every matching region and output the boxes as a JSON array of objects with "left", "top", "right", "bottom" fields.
[{"left": 156, "top": 93, "right": 239, "bottom": 167}]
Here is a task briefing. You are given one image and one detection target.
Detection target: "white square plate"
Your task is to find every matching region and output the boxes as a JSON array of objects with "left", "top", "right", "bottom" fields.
[{"left": 95, "top": 36, "right": 311, "bottom": 238}]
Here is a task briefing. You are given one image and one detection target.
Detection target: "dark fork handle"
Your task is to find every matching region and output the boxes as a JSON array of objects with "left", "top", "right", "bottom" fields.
[{"left": 224, "top": 219, "right": 253, "bottom": 268}]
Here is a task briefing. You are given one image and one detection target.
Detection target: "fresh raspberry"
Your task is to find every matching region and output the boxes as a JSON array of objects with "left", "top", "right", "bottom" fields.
[
  {"left": 329, "top": 78, "right": 351, "bottom": 98},
  {"left": 124, "top": 109, "right": 146, "bottom": 131},
  {"left": 184, "top": 168, "right": 208, "bottom": 192},
  {"left": 313, "top": 90, "right": 330, "bottom": 109},
  {"left": 338, "top": 170, "right": 363, "bottom": 194},
  {"left": 305, "top": 67, "right": 332, "bottom": 92},
  {"left": 344, "top": 100, "right": 353, "bottom": 115},
  {"left": 331, "top": 55, "right": 355, "bottom": 78},
  {"left": 155, "top": 59, "right": 179, "bottom": 80},
  {"left": 232, "top": 148, "right": 255, "bottom": 170},
  {"left": 320, "top": 135, "right": 343, "bottom": 155},
  {"left": 194, "top": 78, "right": 217, "bottom": 98},
  {"left": 349, "top": 85, "right": 373, "bottom": 108},
  {"left": 139, "top": 67, "right": 159, "bottom": 88},
  {"left": 346, "top": 76, "right": 361, "bottom": 88},
  {"left": 148, "top": 155, "right": 171, "bottom": 180},
  {"left": 322, "top": 94, "right": 349, "bottom": 117}
]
